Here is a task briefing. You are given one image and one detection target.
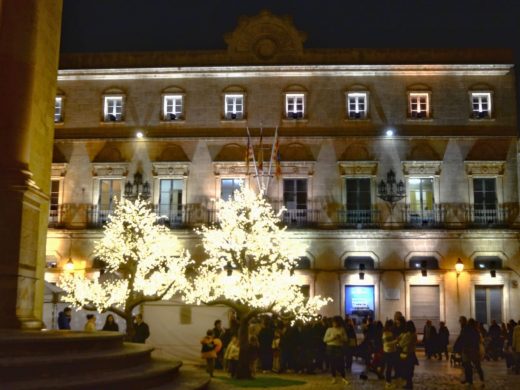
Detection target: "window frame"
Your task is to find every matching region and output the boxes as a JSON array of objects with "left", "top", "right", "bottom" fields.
[
  {"left": 408, "top": 92, "right": 431, "bottom": 119},
  {"left": 285, "top": 93, "right": 305, "bottom": 119},
  {"left": 470, "top": 91, "right": 493, "bottom": 119},
  {"left": 223, "top": 93, "right": 245, "bottom": 120},
  {"left": 162, "top": 94, "right": 184, "bottom": 121},
  {"left": 54, "top": 96, "right": 64, "bottom": 123},
  {"left": 346, "top": 92, "right": 369, "bottom": 119},
  {"left": 103, "top": 95, "right": 125, "bottom": 122}
]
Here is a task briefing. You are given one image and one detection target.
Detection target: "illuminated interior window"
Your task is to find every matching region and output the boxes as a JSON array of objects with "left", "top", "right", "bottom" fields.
[
  {"left": 347, "top": 92, "right": 367, "bottom": 119},
  {"left": 409, "top": 92, "right": 430, "bottom": 119},
  {"left": 54, "top": 97, "right": 63, "bottom": 123},
  {"left": 163, "top": 95, "right": 183, "bottom": 120},
  {"left": 221, "top": 178, "right": 244, "bottom": 201},
  {"left": 471, "top": 92, "right": 492, "bottom": 119},
  {"left": 285, "top": 93, "right": 305, "bottom": 119},
  {"left": 224, "top": 94, "right": 244, "bottom": 119},
  {"left": 103, "top": 96, "right": 123, "bottom": 121}
]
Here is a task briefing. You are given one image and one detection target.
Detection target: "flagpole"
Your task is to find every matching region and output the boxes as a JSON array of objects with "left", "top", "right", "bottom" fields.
[
  {"left": 265, "top": 126, "right": 278, "bottom": 193},
  {"left": 246, "top": 127, "right": 261, "bottom": 191}
]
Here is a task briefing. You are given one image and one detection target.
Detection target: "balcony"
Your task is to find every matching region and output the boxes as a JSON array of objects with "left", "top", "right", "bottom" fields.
[
  {"left": 279, "top": 209, "right": 320, "bottom": 228},
  {"left": 155, "top": 205, "right": 189, "bottom": 228},
  {"left": 87, "top": 205, "right": 113, "bottom": 228},
  {"left": 468, "top": 206, "right": 508, "bottom": 227},
  {"left": 404, "top": 205, "right": 445, "bottom": 228},
  {"left": 337, "top": 209, "right": 380, "bottom": 228}
]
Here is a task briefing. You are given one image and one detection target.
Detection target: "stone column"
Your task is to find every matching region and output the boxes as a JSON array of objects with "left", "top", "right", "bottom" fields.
[{"left": 0, "top": 0, "right": 63, "bottom": 329}]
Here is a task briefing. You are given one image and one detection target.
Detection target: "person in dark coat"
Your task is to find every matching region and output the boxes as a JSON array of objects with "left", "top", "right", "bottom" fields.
[
  {"left": 437, "top": 321, "right": 450, "bottom": 360},
  {"left": 454, "top": 317, "right": 484, "bottom": 386},
  {"left": 258, "top": 316, "right": 275, "bottom": 372},
  {"left": 58, "top": 307, "right": 72, "bottom": 330},
  {"left": 422, "top": 320, "right": 438, "bottom": 359},
  {"left": 132, "top": 314, "right": 150, "bottom": 343},
  {"left": 102, "top": 314, "right": 119, "bottom": 331}
]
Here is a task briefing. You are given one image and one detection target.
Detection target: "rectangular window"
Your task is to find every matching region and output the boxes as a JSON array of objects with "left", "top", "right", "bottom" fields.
[
  {"left": 473, "top": 178, "right": 497, "bottom": 223},
  {"left": 471, "top": 92, "right": 492, "bottom": 119},
  {"left": 158, "top": 179, "right": 183, "bottom": 224},
  {"left": 347, "top": 92, "right": 367, "bottom": 119},
  {"left": 409, "top": 93, "right": 429, "bottom": 119},
  {"left": 475, "top": 286, "right": 502, "bottom": 325},
  {"left": 345, "top": 178, "right": 372, "bottom": 223},
  {"left": 99, "top": 179, "right": 121, "bottom": 210},
  {"left": 49, "top": 179, "right": 60, "bottom": 225},
  {"left": 103, "top": 96, "right": 123, "bottom": 121},
  {"left": 285, "top": 93, "right": 305, "bottom": 119},
  {"left": 54, "top": 97, "right": 63, "bottom": 123},
  {"left": 163, "top": 95, "right": 183, "bottom": 120},
  {"left": 408, "top": 178, "right": 435, "bottom": 225},
  {"left": 283, "top": 179, "right": 307, "bottom": 210},
  {"left": 224, "top": 94, "right": 244, "bottom": 119},
  {"left": 221, "top": 178, "right": 244, "bottom": 201}
]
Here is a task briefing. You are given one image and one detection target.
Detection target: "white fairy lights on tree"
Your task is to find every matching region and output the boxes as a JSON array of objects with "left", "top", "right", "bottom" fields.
[
  {"left": 59, "top": 197, "right": 192, "bottom": 337},
  {"left": 184, "top": 186, "right": 330, "bottom": 379}
]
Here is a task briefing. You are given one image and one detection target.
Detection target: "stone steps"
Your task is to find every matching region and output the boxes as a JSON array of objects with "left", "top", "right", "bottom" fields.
[{"left": 0, "top": 330, "right": 207, "bottom": 390}]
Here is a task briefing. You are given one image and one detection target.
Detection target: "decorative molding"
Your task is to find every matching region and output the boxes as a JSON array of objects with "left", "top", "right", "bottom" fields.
[
  {"left": 152, "top": 162, "right": 190, "bottom": 177},
  {"left": 338, "top": 161, "right": 378, "bottom": 176},
  {"left": 91, "top": 163, "right": 129, "bottom": 178},
  {"left": 51, "top": 163, "right": 68, "bottom": 178},
  {"left": 280, "top": 161, "right": 315, "bottom": 176},
  {"left": 464, "top": 161, "right": 505, "bottom": 176},
  {"left": 402, "top": 161, "right": 442, "bottom": 176},
  {"left": 213, "top": 162, "right": 249, "bottom": 176}
]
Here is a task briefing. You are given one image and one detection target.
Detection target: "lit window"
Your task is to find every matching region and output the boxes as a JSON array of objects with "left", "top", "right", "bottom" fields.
[
  {"left": 283, "top": 179, "right": 307, "bottom": 210},
  {"left": 221, "top": 178, "right": 244, "bottom": 201},
  {"left": 103, "top": 96, "right": 123, "bottom": 122},
  {"left": 347, "top": 93, "right": 368, "bottom": 119},
  {"left": 54, "top": 97, "right": 63, "bottom": 123},
  {"left": 285, "top": 93, "right": 305, "bottom": 119},
  {"left": 471, "top": 92, "right": 492, "bottom": 119},
  {"left": 224, "top": 94, "right": 244, "bottom": 120},
  {"left": 409, "top": 93, "right": 430, "bottom": 119},
  {"left": 163, "top": 95, "right": 183, "bottom": 121}
]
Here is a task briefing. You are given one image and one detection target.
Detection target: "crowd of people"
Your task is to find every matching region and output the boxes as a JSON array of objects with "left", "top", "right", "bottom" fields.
[
  {"left": 200, "top": 312, "right": 520, "bottom": 389},
  {"left": 57, "top": 307, "right": 150, "bottom": 344}
]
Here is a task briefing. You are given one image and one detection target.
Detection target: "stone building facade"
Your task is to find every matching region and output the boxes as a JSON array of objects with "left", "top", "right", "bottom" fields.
[{"left": 46, "top": 11, "right": 519, "bottom": 335}]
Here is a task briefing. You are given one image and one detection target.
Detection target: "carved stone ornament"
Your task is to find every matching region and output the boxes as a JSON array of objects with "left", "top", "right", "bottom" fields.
[
  {"left": 152, "top": 162, "right": 190, "bottom": 177},
  {"left": 338, "top": 161, "right": 378, "bottom": 176},
  {"left": 464, "top": 161, "right": 505, "bottom": 176},
  {"left": 224, "top": 10, "right": 306, "bottom": 62},
  {"left": 91, "top": 162, "right": 129, "bottom": 177},
  {"left": 213, "top": 162, "right": 249, "bottom": 176},
  {"left": 280, "top": 161, "right": 315, "bottom": 176},
  {"left": 50, "top": 163, "right": 68, "bottom": 178},
  {"left": 402, "top": 161, "right": 442, "bottom": 176}
]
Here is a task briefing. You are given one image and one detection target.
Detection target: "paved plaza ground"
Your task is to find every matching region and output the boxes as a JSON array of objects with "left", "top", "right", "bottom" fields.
[{"left": 186, "top": 351, "right": 518, "bottom": 389}]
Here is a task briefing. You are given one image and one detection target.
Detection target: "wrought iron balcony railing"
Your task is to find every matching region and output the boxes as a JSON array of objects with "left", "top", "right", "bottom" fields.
[
  {"left": 337, "top": 209, "right": 380, "bottom": 228},
  {"left": 404, "top": 205, "right": 445, "bottom": 227}
]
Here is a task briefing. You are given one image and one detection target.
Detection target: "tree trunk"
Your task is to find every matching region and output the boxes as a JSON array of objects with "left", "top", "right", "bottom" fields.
[
  {"left": 124, "top": 314, "right": 135, "bottom": 341},
  {"left": 236, "top": 315, "right": 252, "bottom": 379}
]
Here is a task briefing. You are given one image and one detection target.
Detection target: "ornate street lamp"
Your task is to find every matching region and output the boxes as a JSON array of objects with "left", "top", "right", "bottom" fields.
[
  {"left": 377, "top": 170, "right": 406, "bottom": 207},
  {"left": 455, "top": 258, "right": 464, "bottom": 277},
  {"left": 124, "top": 172, "right": 150, "bottom": 200}
]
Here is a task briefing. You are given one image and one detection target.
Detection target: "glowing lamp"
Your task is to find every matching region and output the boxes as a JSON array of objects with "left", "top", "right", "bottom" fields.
[
  {"left": 64, "top": 258, "right": 74, "bottom": 271},
  {"left": 455, "top": 258, "right": 464, "bottom": 276},
  {"left": 385, "top": 129, "right": 394, "bottom": 137},
  {"left": 136, "top": 131, "right": 144, "bottom": 139}
]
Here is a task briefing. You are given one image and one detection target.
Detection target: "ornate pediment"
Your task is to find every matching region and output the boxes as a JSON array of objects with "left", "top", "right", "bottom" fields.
[
  {"left": 224, "top": 10, "right": 306, "bottom": 62},
  {"left": 402, "top": 161, "right": 442, "bottom": 176},
  {"left": 152, "top": 162, "right": 190, "bottom": 177},
  {"left": 279, "top": 161, "right": 315, "bottom": 176},
  {"left": 213, "top": 162, "right": 249, "bottom": 176},
  {"left": 464, "top": 161, "right": 505, "bottom": 176},
  {"left": 51, "top": 163, "right": 68, "bottom": 178},
  {"left": 91, "top": 163, "right": 128, "bottom": 177},
  {"left": 338, "top": 161, "right": 378, "bottom": 176}
]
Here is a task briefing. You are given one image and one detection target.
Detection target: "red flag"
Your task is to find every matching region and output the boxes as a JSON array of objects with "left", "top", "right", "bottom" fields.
[
  {"left": 274, "top": 135, "right": 281, "bottom": 179},
  {"left": 245, "top": 131, "right": 253, "bottom": 175}
]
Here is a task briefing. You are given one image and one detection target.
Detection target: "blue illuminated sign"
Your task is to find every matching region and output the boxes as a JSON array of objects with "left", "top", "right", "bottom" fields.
[{"left": 345, "top": 285, "right": 375, "bottom": 317}]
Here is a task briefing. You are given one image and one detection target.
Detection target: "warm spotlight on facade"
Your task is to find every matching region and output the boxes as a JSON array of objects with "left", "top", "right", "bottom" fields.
[
  {"left": 64, "top": 258, "right": 74, "bottom": 271},
  {"left": 136, "top": 131, "right": 144, "bottom": 138}
]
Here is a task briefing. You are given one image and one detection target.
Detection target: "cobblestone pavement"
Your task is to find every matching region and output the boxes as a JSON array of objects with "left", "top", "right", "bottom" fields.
[{"left": 187, "top": 351, "right": 519, "bottom": 389}]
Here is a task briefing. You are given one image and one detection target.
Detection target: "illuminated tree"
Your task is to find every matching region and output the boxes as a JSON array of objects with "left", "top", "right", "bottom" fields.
[
  {"left": 59, "top": 197, "right": 192, "bottom": 339},
  {"left": 184, "top": 186, "right": 330, "bottom": 379}
]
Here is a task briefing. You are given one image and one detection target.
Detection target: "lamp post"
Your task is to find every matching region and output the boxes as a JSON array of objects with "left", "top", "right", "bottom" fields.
[
  {"left": 377, "top": 170, "right": 406, "bottom": 220},
  {"left": 124, "top": 172, "right": 150, "bottom": 201}
]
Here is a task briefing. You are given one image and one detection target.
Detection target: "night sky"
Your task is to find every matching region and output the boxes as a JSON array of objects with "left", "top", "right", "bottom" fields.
[{"left": 60, "top": 0, "right": 520, "bottom": 53}]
